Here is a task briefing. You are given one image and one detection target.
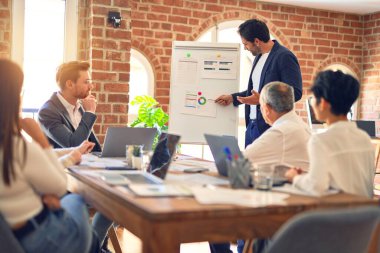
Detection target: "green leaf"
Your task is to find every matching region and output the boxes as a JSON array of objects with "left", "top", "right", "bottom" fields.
[{"left": 129, "top": 95, "right": 169, "bottom": 149}]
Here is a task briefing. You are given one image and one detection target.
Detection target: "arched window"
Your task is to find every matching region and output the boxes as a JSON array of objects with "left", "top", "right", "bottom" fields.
[
  {"left": 128, "top": 49, "right": 154, "bottom": 122},
  {"left": 322, "top": 64, "right": 359, "bottom": 120},
  {"left": 12, "top": 0, "right": 77, "bottom": 116}
]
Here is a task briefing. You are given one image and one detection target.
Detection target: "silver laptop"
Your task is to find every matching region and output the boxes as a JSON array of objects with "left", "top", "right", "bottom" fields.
[
  {"left": 204, "top": 134, "right": 243, "bottom": 177},
  {"left": 99, "top": 133, "right": 181, "bottom": 185},
  {"left": 204, "top": 134, "right": 289, "bottom": 186},
  {"left": 93, "top": 127, "right": 157, "bottom": 157}
]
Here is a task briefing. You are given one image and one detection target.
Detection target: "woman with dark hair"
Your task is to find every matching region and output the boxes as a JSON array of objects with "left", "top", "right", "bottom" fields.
[
  {"left": 286, "top": 70, "right": 374, "bottom": 197},
  {"left": 0, "top": 59, "right": 97, "bottom": 253}
]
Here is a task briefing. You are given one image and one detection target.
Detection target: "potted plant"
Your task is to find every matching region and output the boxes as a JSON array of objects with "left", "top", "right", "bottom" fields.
[
  {"left": 131, "top": 145, "right": 143, "bottom": 169},
  {"left": 129, "top": 95, "right": 169, "bottom": 148}
]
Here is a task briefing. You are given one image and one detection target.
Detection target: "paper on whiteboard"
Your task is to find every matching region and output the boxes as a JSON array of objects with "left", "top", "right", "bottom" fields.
[
  {"left": 175, "top": 58, "right": 198, "bottom": 86},
  {"left": 181, "top": 90, "right": 217, "bottom": 117},
  {"left": 201, "top": 56, "right": 238, "bottom": 79}
]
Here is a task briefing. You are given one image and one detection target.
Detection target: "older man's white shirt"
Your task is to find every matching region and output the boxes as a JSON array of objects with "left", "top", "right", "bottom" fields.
[
  {"left": 293, "top": 121, "right": 374, "bottom": 197},
  {"left": 244, "top": 110, "right": 311, "bottom": 169}
]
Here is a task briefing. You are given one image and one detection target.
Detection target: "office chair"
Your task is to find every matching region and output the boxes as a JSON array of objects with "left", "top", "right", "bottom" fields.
[
  {"left": 263, "top": 206, "right": 380, "bottom": 253},
  {"left": 0, "top": 213, "right": 25, "bottom": 253}
]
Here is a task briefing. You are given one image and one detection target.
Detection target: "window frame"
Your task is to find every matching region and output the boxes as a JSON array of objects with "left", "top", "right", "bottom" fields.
[
  {"left": 12, "top": 0, "right": 78, "bottom": 114},
  {"left": 11, "top": 0, "right": 78, "bottom": 73}
]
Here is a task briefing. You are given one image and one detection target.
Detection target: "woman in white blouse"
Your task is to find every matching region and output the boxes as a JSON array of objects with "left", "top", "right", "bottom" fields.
[
  {"left": 286, "top": 70, "right": 374, "bottom": 197},
  {"left": 0, "top": 59, "right": 98, "bottom": 253}
]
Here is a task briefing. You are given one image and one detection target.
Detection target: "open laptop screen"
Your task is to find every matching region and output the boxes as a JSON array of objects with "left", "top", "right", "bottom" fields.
[
  {"left": 354, "top": 120, "right": 376, "bottom": 137},
  {"left": 148, "top": 133, "right": 181, "bottom": 179},
  {"left": 94, "top": 127, "right": 157, "bottom": 157}
]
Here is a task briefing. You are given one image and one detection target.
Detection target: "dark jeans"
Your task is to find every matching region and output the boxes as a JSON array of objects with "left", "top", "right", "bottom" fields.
[
  {"left": 209, "top": 242, "right": 233, "bottom": 253},
  {"left": 210, "top": 239, "right": 268, "bottom": 253},
  {"left": 245, "top": 119, "right": 261, "bottom": 147},
  {"left": 18, "top": 194, "right": 98, "bottom": 253}
]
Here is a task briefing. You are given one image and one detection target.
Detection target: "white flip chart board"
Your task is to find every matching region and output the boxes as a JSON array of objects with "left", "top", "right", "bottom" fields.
[{"left": 169, "top": 41, "right": 240, "bottom": 143}]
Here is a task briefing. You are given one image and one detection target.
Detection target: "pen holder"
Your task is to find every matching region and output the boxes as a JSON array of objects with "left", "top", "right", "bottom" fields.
[{"left": 227, "top": 157, "right": 252, "bottom": 189}]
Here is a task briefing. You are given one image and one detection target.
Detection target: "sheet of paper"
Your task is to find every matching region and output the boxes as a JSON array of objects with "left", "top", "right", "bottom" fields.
[
  {"left": 191, "top": 186, "right": 289, "bottom": 207},
  {"left": 170, "top": 159, "right": 217, "bottom": 172},
  {"left": 201, "top": 56, "right": 238, "bottom": 79},
  {"left": 80, "top": 154, "right": 126, "bottom": 168},
  {"left": 175, "top": 58, "right": 198, "bottom": 86},
  {"left": 128, "top": 184, "right": 193, "bottom": 197},
  {"left": 273, "top": 184, "right": 339, "bottom": 197},
  {"left": 181, "top": 90, "right": 217, "bottom": 117},
  {"left": 165, "top": 174, "right": 229, "bottom": 186}
]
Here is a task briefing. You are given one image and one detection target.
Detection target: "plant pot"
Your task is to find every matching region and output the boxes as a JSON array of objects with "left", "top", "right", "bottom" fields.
[{"left": 132, "top": 156, "right": 142, "bottom": 170}]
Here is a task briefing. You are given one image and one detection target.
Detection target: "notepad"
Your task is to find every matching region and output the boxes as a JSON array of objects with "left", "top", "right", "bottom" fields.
[{"left": 128, "top": 184, "right": 193, "bottom": 197}]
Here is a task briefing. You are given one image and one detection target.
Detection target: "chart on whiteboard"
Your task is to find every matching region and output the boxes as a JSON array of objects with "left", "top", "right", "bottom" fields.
[{"left": 181, "top": 90, "right": 216, "bottom": 118}]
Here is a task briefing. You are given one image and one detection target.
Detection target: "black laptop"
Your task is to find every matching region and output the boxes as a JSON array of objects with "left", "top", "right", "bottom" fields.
[{"left": 354, "top": 120, "right": 376, "bottom": 137}]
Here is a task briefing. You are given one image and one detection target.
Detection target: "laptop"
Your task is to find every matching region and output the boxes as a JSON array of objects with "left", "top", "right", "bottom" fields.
[
  {"left": 99, "top": 133, "right": 181, "bottom": 185},
  {"left": 204, "top": 134, "right": 289, "bottom": 186},
  {"left": 204, "top": 134, "right": 243, "bottom": 177},
  {"left": 354, "top": 120, "right": 376, "bottom": 137},
  {"left": 92, "top": 127, "right": 157, "bottom": 157}
]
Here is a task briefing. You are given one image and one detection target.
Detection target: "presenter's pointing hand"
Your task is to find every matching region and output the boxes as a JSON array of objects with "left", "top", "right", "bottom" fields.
[
  {"left": 215, "top": 94, "right": 233, "bottom": 106},
  {"left": 237, "top": 90, "right": 260, "bottom": 105}
]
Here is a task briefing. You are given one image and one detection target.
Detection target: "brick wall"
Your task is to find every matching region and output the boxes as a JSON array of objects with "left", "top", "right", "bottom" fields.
[
  {"left": 78, "top": 0, "right": 132, "bottom": 143},
  {"left": 362, "top": 12, "right": 380, "bottom": 133},
  {"left": 0, "top": 0, "right": 11, "bottom": 58},
  {"left": 0, "top": 0, "right": 379, "bottom": 142},
  {"left": 131, "top": 0, "right": 364, "bottom": 120}
]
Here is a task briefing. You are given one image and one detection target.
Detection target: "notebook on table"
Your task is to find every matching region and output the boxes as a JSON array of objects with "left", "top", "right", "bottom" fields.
[{"left": 92, "top": 127, "right": 157, "bottom": 157}]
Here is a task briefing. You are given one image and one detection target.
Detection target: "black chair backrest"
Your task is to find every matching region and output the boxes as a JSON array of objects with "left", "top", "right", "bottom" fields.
[
  {"left": 264, "top": 206, "right": 380, "bottom": 253},
  {"left": 0, "top": 213, "right": 25, "bottom": 253}
]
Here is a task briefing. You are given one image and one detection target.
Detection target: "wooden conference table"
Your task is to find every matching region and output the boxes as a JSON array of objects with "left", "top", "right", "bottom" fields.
[{"left": 67, "top": 157, "right": 379, "bottom": 253}]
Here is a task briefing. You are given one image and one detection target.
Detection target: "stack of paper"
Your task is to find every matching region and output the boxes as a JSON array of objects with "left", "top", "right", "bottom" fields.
[{"left": 191, "top": 186, "right": 289, "bottom": 207}]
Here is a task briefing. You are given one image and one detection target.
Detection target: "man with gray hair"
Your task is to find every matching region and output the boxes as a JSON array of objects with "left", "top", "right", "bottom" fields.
[
  {"left": 244, "top": 81, "right": 310, "bottom": 169},
  {"left": 210, "top": 81, "right": 310, "bottom": 253}
]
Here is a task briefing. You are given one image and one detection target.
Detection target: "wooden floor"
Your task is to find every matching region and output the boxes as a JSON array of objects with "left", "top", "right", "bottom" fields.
[{"left": 108, "top": 227, "right": 238, "bottom": 253}]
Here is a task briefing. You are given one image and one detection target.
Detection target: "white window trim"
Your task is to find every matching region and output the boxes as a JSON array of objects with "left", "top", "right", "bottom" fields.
[
  {"left": 11, "top": 0, "right": 25, "bottom": 66},
  {"left": 64, "top": 0, "right": 78, "bottom": 61},
  {"left": 11, "top": 0, "right": 78, "bottom": 66}
]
